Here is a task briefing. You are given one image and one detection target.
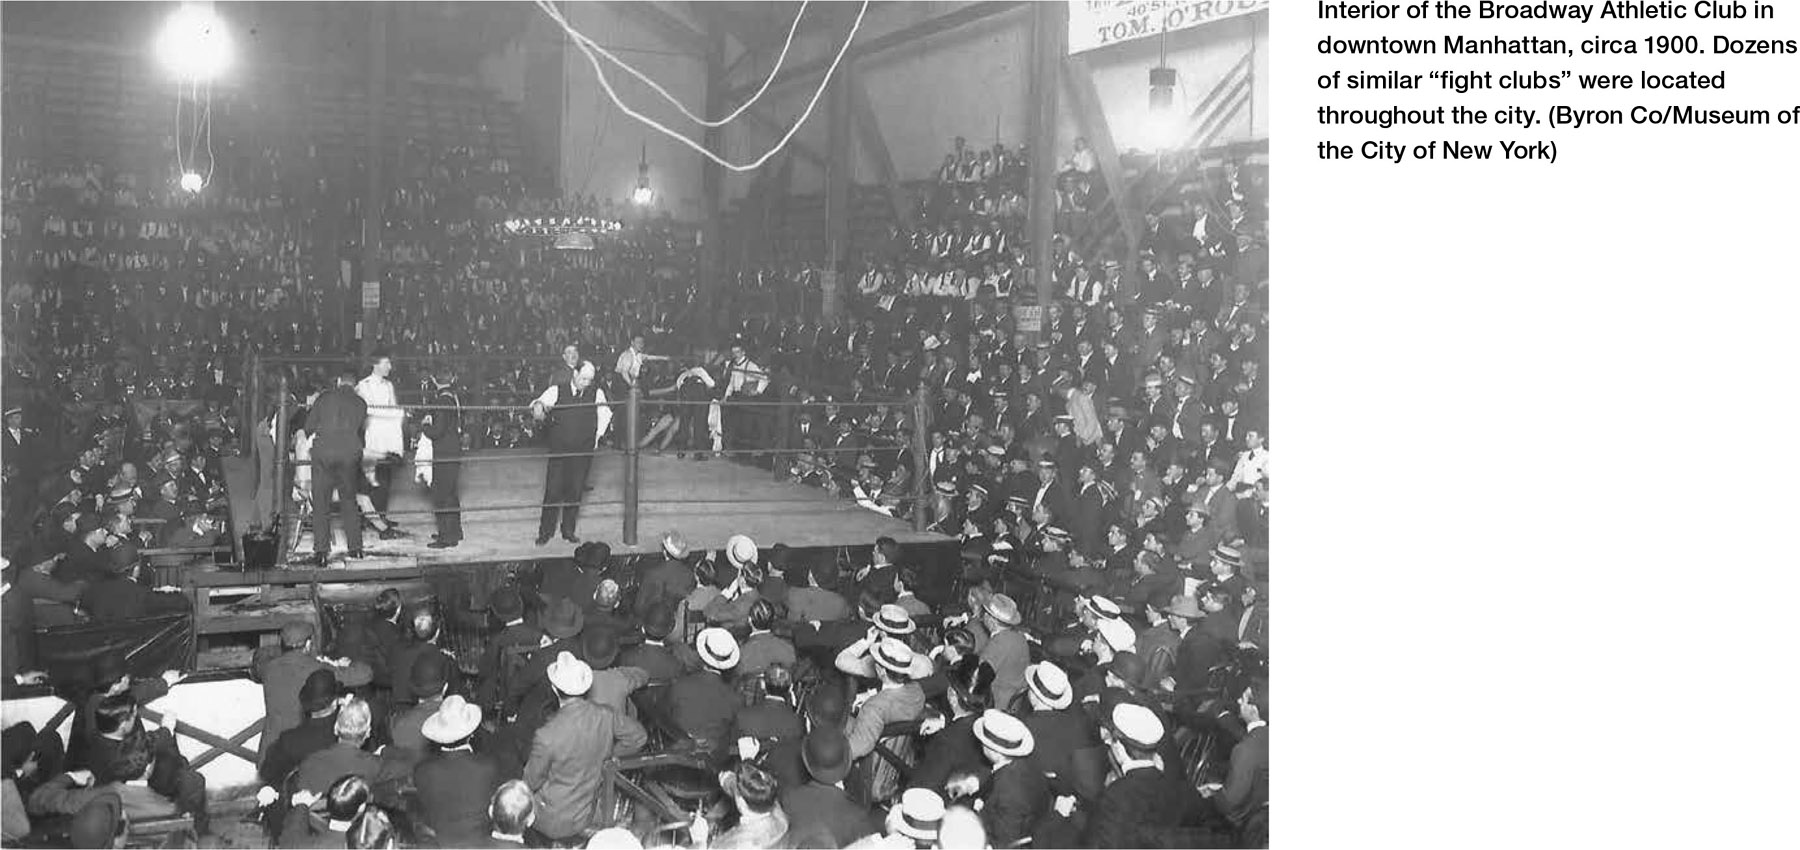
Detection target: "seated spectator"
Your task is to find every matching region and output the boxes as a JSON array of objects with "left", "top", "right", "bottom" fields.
[
  {"left": 663, "top": 628, "right": 742, "bottom": 744},
  {"left": 260, "top": 669, "right": 342, "bottom": 785},
  {"left": 30, "top": 725, "right": 202, "bottom": 832},
  {"left": 708, "top": 761, "right": 788, "bottom": 849},
  {"left": 293, "top": 696, "right": 383, "bottom": 795},
  {"left": 733, "top": 662, "right": 804, "bottom": 744},
  {"left": 780, "top": 727, "right": 880, "bottom": 849},
  {"left": 279, "top": 774, "right": 373, "bottom": 849},
  {"left": 481, "top": 779, "right": 536, "bottom": 848}
]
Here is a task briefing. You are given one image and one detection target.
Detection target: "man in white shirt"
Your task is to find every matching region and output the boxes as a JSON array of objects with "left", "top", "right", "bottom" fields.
[
  {"left": 614, "top": 333, "right": 668, "bottom": 390},
  {"left": 356, "top": 354, "right": 406, "bottom": 529},
  {"left": 721, "top": 344, "right": 768, "bottom": 453},
  {"left": 529, "top": 362, "right": 613, "bottom": 545}
]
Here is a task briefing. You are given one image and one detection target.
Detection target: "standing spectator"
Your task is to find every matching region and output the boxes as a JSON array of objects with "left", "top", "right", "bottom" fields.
[{"left": 523, "top": 652, "right": 647, "bottom": 842}]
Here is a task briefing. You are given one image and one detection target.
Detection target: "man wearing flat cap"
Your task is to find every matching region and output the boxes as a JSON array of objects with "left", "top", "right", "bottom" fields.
[{"left": 253, "top": 621, "right": 339, "bottom": 759}]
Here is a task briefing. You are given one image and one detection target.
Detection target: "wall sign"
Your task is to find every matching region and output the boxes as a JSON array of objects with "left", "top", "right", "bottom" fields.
[{"left": 1069, "top": 0, "right": 1268, "bottom": 54}]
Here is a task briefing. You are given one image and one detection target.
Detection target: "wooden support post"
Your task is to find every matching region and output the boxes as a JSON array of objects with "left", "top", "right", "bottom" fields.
[
  {"left": 911, "top": 385, "right": 930, "bottom": 532},
  {"left": 1026, "top": 2, "right": 1065, "bottom": 318},
  {"left": 826, "top": 62, "right": 854, "bottom": 293},
  {"left": 248, "top": 352, "right": 264, "bottom": 460},
  {"left": 360, "top": 2, "right": 386, "bottom": 359},
  {"left": 242, "top": 350, "right": 257, "bottom": 455},
  {"left": 700, "top": 22, "right": 726, "bottom": 340},
  {"left": 1063, "top": 54, "right": 1144, "bottom": 296},
  {"left": 848, "top": 76, "right": 914, "bottom": 229},
  {"left": 623, "top": 386, "right": 640, "bottom": 547}
]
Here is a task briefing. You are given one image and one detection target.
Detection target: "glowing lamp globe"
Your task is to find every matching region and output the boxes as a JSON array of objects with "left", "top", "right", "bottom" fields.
[
  {"left": 155, "top": 5, "right": 232, "bottom": 82},
  {"left": 631, "top": 184, "right": 654, "bottom": 206},
  {"left": 179, "top": 171, "right": 204, "bottom": 193}
]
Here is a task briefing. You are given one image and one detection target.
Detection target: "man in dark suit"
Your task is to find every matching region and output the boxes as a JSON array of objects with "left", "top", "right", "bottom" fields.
[
  {"left": 254, "top": 622, "right": 340, "bottom": 760},
  {"left": 779, "top": 727, "right": 880, "bottom": 849},
  {"left": 415, "top": 695, "right": 504, "bottom": 848},
  {"left": 661, "top": 628, "right": 741, "bottom": 744},
  {"left": 733, "top": 663, "right": 804, "bottom": 744},
  {"left": 79, "top": 551, "right": 189, "bottom": 622},
  {"left": 528, "top": 361, "right": 611, "bottom": 545},
  {"left": 389, "top": 606, "right": 460, "bottom": 710},
  {"left": 419, "top": 373, "right": 465, "bottom": 548},
  {"left": 617, "top": 602, "right": 692, "bottom": 683},
  {"left": 259, "top": 670, "right": 340, "bottom": 785},
  {"left": 1021, "top": 663, "right": 1104, "bottom": 802},
  {"left": 1081, "top": 704, "right": 1202, "bottom": 847},
  {"left": 475, "top": 588, "right": 541, "bottom": 714},
  {"left": 1201, "top": 681, "right": 1269, "bottom": 846},
  {"left": 1029, "top": 456, "right": 1076, "bottom": 529},
  {"left": 974, "top": 711, "right": 1049, "bottom": 848},
  {"left": 633, "top": 532, "right": 696, "bottom": 622},
  {"left": 293, "top": 697, "right": 384, "bottom": 795},
  {"left": 307, "top": 370, "right": 367, "bottom": 566},
  {"left": 1070, "top": 464, "right": 1109, "bottom": 558}
]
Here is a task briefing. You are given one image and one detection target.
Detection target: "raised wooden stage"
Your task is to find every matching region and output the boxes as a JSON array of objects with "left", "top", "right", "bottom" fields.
[{"left": 229, "top": 448, "right": 948, "bottom": 569}]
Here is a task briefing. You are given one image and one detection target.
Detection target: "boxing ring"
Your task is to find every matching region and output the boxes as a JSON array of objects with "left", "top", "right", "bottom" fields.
[{"left": 240, "top": 352, "right": 952, "bottom": 569}]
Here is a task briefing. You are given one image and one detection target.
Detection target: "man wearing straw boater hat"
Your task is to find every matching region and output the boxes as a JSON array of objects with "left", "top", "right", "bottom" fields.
[
  {"left": 1075, "top": 703, "right": 1200, "bottom": 846},
  {"left": 633, "top": 530, "right": 697, "bottom": 621},
  {"left": 414, "top": 695, "right": 501, "bottom": 849},
  {"left": 843, "top": 638, "right": 927, "bottom": 759},
  {"left": 977, "top": 593, "right": 1030, "bottom": 711},
  {"left": 849, "top": 787, "right": 945, "bottom": 850},
  {"left": 523, "top": 651, "right": 647, "bottom": 842},
  {"left": 663, "top": 627, "right": 741, "bottom": 744},
  {"left": 972, "top": 709, "right": 1049, "bottom": 848}
]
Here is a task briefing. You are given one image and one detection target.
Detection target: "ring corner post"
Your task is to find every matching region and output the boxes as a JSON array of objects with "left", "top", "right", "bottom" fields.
[
  {"left": 623, "top": 385, "right": 641, "bottom": 547},
  {"left": 912, "top": 385, "right": 930, "bottom": 533},
  {"left": 273, "top": 374, "right": 291, "bottom": 564}
]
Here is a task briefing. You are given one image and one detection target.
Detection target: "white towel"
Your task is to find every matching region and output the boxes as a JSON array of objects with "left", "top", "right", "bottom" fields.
[{"left": 414, "top": 434, "right": 434, "bottom": 487}]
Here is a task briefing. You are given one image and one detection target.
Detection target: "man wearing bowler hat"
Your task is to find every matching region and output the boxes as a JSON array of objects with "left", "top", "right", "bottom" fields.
[
  {"left": 780, "top": 727, "right": 880, "bottom": 849},
  {"left": 506, "top": 598, "right": 585, "bottom": 723},
  {"left": 259, "top": 669, "right": 341, "bottom": 785}
]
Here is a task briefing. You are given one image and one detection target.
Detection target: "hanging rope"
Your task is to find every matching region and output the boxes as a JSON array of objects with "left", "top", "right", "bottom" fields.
[
  {"left": 539, "top": 0, "right": 812, "bottom": 129},
  {"left": 535, "top": 0, "right": 870, "bottom": 173}
]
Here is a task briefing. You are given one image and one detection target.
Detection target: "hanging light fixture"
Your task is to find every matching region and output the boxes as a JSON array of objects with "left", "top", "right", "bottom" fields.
[
  {"left": 631, "top": 142, "right": 654, "bottom": 206},
  {"left": 1146, "top": 31, "right": 1179, "bottom": 150}
]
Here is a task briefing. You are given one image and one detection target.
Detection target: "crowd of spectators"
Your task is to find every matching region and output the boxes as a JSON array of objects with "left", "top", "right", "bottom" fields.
[
  {"left": 7, "top": 521, "right": 1267, "bottom": 848},
  {"left": 2, "top": 84, "right": 1269, "bottom": 846}
]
